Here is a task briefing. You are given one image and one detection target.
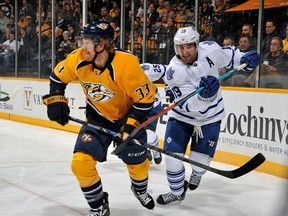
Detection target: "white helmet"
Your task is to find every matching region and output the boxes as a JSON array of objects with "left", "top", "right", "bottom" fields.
[{"left": 174, "top": 26, "right": 200, "bottom": 55}]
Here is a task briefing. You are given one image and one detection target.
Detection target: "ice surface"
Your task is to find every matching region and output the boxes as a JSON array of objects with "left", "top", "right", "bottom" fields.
[{"left": 0, "top": 119, "right": 287, "bottom": 216}]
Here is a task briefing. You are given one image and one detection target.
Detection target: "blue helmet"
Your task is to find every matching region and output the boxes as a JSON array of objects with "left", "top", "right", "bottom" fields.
[{"left": 81, "top": 21, "right": 114, "bottom": 44}]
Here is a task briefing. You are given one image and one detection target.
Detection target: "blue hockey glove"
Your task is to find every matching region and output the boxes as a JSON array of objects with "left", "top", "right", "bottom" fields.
[
  {"left": 240, "top": 50, "right": 261, "bottom": 73},
  {"left": 199, "top": 76, "right": 220, "bottom": 99},
  {"left": 42, "top": 92, "right": 70, "bottom": 126},
  {"left": 164, "top": 86, "right": 175, "bottom": 103}
]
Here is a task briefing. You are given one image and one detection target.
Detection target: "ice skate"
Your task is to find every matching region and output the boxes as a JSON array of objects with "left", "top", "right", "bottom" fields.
[
  {"left": 152, "top": 150, "right": 162, "bottom": 164},
  {"left": 147, "top": 149, "right": 153, "bottom": 161},
  {"left": 131, "top": 186, "right": 155, "bottom": 210},
  {"left": 87, "top": 192, "right": 110, "bottom": 216},
  {"left": 156, "top": 180, "right": 188, "bottom": 205},
  {"left": 189, "top": 172, "right": 202, "bottom": 190}
]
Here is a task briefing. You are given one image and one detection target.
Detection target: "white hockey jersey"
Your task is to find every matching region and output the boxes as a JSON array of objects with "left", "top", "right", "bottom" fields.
[{"left": 141, "top": 41, "right": 245, "bottom": 126}]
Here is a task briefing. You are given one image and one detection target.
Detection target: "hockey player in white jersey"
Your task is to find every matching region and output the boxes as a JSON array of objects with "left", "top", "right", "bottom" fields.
[
  {"left": 145, "top": 88, "right": 163, "bottom": 164},
  {"left": 141, "top": 26, "right": 260, "bottom": 205},
  {"left": 141, "top": 64, "right": 163, "bottom": 164}
]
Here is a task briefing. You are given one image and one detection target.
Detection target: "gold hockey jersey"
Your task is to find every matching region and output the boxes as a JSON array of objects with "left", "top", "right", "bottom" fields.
[{"left": 52, "top": 48, "right": 155, "bottom": 121}]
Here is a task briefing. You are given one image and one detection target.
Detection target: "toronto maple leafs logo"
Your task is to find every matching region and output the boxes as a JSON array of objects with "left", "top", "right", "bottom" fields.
[
  {"left": 82, "top": 83, "right": 115, "bottom": 102},
  {"left": 141, "top": 64, "right": 150, "bottom": 72},
  {"left": 166, "top": 67, "right": 175, "bottom": 80}
]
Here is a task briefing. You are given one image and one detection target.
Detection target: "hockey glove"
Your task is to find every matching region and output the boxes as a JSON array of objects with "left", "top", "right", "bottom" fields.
[
  {"left": 199, "top": 75, "right": 220, "bottom": 99},
  {"left": 42, "top": 93, "right": 70, "bottom": 126},
  {"left": 164, "top": 86, "right": 175, "bottom": 103},
  {"left": 113, "top": 116, "right": 140, "bottom": 146},
  {"left": 240, "top": 50, "right": 261, "bottom": 73}
]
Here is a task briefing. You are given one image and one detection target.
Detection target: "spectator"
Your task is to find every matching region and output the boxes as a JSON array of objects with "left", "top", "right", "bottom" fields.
[
  {"left": 20, "top": 0, "right": 35, "bottom": 20},
  {"left": 54, "top": 26, "right": 63, "bottom": 52},
  {"left": 49, "top": 1, "right": 63, "bottom": 18},
  {"left": 136, "top": 9, "right": 150, "bottom": 31},
  {"left": 0, "top": 27, "right": 12, "bottom": 43},
  {"left": 146, "top": 27, "right": 157, "bottom": 62},
  {"left": 148, "top": 3, "right": 159, "bottom": 30},
  {"left": 154, "top": 18, "right": 167, "bottom": 49},
  {"left": 200, "top": 0, "right": 213, "bottom": 23},
  {"left": 160, "top": 12, "right": 168, "bottom": 28},
  {"left": 282, "top": 23, "right": 288, "bottom": 53},
  {"left": 6, "top": 16, "right": 15, "bottom": 33},
  {"left": 219, "top": 35, "right": 235, "bottom": 86},
  {"left": 71, "top": 34, "right": 80, "bottom": 50},
  {"left": 0, "top": 0, "right": 13, "bottom": 18},
  {"left": 36, "top": 16, "right": 52, "bottom": 42},
  {"left": 99, "top": 6, "right": 113, "bottom": 23},
  {"left": 0, "top": 9, "right": 9, "bottom": 34},
  {"left": 56, "top": 30, "right": 74, "bottom": 62},
  {"left": 73, "top": 1, "right": 81, "bottom": 27},
  {"left": 63, "top": 0, "right": 74, "bottom": 11},
  {"left": 222, "top": 35, "right": 235, "bottom": 47},
  {"left": 87, "top": 0, "right": 99, "bottom": 22},
  {"left": 177, "top": 3, "right": 188, "bottom": 18},
  {"left": 0, "top": 33, "right": 20, "bottom": 71},
  {"left": 229, "top": 34, "right": 254, "bottom": 86},
  {"left": 261, "top": 19, "right": 282, "bottom": 57},
  {"left": 21, "top": 16, "right": 36, "bottom": 49},
  {"left": 110, "top": 21, "right": 120, "bottom": 48},
  {"left": 45, "top": 11, "right": 53, "bottom": 27},
  {"left": 242, "top": 23, "right": 257, "bottom": 49},
  {"left": 186, "top": 8, "right": 196, "bottom": 24},
  {"left": 109, "top": 1, "right": 120, "bottom": 19},
  {"left": 211, "top": 0, "right": 224, "bottom": 43},
  {"left": 238, "top": 34, "right": 253, "bottom": 52},
  {"left": 200, "top": 18, "right": 214, "bottom": 41},
  {"left": 163, "top": 1, "right": 172, "bottom": 15},
  {"left": 67, "top": 23, "right": 76, "bottom": 42},
  {"left": 17, "top": 11, "right": 27, "bottom": 29},
  {"left": 157, "top": 0, "right": 165, "bottom": 16},
  {"left": 62, "top": 3, "right": 74, "bottom": 23},
  {"left": 57, "top": 13, "right": 69, "bottom": 32},
  {"left": 35, "top": 2, "right": 45, "bottom": 21},
  {"left": 245, "top": 37, "right": 288, "bottom": 88},
  {"left": 166, "top": 17, "right": 178, "bottom": 60},
  {"left": 127, "top": 30, "right": 143, "bottom": 60}
]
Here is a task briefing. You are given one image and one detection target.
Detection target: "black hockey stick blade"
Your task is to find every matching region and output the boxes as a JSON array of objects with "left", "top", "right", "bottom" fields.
[
  {"left": 218, "top": 153, "right": 266, "bottom": 179},
  {"left": 132, "top": 137, "right": 266, "bottom": 179}
]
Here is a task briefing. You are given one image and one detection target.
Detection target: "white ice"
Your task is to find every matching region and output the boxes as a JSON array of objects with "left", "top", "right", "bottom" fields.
[{"left": 0, "top": 119, "right": 287, "bottom": 216}]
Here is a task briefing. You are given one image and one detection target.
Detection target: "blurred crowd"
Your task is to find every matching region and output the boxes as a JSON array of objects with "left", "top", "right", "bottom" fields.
[{"left": 0, "top": 0, "right": 287, "bottom": 87}]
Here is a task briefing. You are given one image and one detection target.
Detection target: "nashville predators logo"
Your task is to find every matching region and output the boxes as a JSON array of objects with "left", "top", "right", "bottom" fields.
[
  {"left": 81, "top": 133, "right": 93, "bottom": 142},
  {"left": 83, "top": 83, "right": 115, "bottom": 102},
  {"left": 97, "top": 22, "right": 109, "bottom": 30}
]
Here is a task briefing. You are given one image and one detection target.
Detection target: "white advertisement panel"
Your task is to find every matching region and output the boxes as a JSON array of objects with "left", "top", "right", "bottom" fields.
[{"left": 0, "top": 79, "right": 287, "bottom": 167}]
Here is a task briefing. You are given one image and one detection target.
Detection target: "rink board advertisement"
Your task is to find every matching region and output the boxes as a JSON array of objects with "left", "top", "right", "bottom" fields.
[{"left": 0, "top": 78, "right": 288, "bottom": 177}]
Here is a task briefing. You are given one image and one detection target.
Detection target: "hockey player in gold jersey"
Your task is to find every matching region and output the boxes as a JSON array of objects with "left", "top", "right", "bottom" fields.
[{"left": 43, "top": 21, "right": 156, "bottom": 216}]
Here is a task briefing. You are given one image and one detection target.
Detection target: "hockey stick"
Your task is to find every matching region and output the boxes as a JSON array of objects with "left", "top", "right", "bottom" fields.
[
  {"left": 132, "top": 138, "right": 265, "bottom": 179},
  {"left": 69, "top": 116, "right": 266, "bottom": 179},
  {"left": 69, "top": 116, "right": 118, "bottom": 136},
  {"left": 111, "top": 63, "right": 248, "bottom": 155}
]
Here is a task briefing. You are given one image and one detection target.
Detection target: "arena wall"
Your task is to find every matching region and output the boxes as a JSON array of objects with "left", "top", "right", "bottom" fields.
[{"left": 0, "top": 77, "right": 287, "bottom": 179}]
